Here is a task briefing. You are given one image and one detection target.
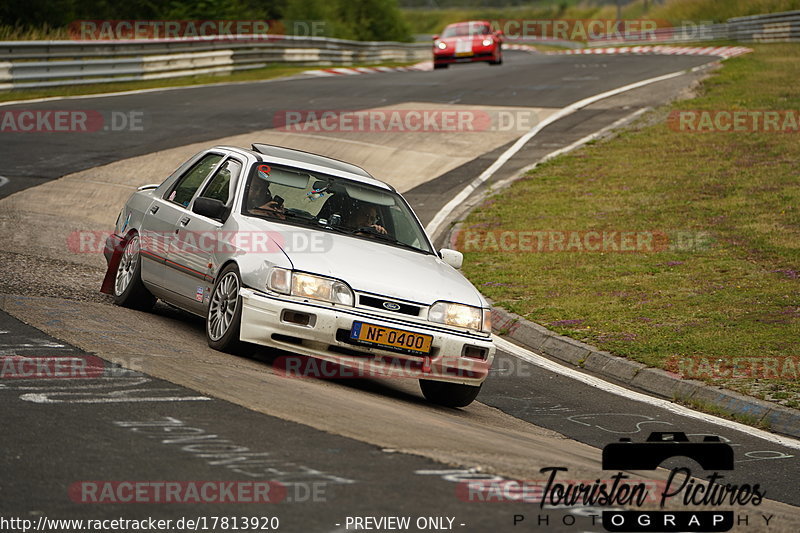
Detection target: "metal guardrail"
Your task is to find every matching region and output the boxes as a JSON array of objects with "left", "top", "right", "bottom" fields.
[
  {"left": 589, "top": 10, "right": 800, "bottom": 47},
  {"left": 0, "top": 35, "right": 430, "bottom": 90},
  {"left": 728, "top": 10, "right": 800, "bottom": 42}
]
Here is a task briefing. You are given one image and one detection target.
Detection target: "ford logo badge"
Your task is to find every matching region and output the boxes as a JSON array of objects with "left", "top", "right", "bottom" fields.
[{"left": 383, "top": 301, "right": 401, "bottom": 311}]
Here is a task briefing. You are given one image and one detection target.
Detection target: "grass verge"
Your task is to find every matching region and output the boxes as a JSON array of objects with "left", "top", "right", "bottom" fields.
[
  {"left": 0, "top": 61, "right": 419, "bottom": 103},
  {"left": 459, "top": 43, "right": 800, "bottom": 408}
]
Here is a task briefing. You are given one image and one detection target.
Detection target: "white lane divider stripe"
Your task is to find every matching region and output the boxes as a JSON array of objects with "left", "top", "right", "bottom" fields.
[
  {"left": 425, "top": 65, "right": 704, "bottom": 238},
  {"left": 487, "top": 107, "right": 651, "bottom": 196},
  {"left": 494, "top": 336, "right": 800, "bottom": 450},
  {"left": 0, "top": 176, "right": 9, "bottom": 188}
]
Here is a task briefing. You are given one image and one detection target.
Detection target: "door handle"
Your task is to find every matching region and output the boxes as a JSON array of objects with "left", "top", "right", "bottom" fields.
[
  {"left": 150, "top": 205, "right": 159, "bottom": 214},
  {"left": 179, "top": 216, "right": 191, "bottom": 226}
]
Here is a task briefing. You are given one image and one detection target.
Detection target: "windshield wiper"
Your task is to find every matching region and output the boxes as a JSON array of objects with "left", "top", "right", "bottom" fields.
[
  {"left": 282, "top": 210, "right": 314, "bottom": 221},
  {"left": 317, "top": 222, "right": 352, "bottom": 235}
]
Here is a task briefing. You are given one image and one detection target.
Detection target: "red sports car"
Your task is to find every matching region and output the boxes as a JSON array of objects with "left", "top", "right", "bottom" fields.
[{"left": 433, "top": 20, "right": 503, "bottom": 69}]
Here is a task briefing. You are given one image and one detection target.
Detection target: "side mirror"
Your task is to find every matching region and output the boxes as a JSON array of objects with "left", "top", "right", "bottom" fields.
[
  {"left": 439, "top": 248, "right": 463, "bottom": 269},
  {"left": 432, "top": 34, "right": 439, "bottom": 40},
  {"left": 193, "top": 197, "right": 226, "bottom": 220}
]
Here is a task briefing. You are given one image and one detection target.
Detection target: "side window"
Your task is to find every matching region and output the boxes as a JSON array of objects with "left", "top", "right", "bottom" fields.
[
  {"left": 199, "top": 158, "right": 241, "bottom": 205},
  {"left": 166, "top": 153, "right": 223, "bottom": 207}
]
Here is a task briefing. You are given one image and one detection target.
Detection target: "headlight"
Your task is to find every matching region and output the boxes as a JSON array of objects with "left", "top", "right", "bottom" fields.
[
  {"left": 482, "top": 38, "right": 493, "bottom": 46},
  {"left": 429, "top": 301, "right": 487, "bottom": 332},
  {"left": 268, "top": 268, "right": 354, "bottom": 306},
  {"left": 436, "top": 41, "right": 447, "bottom": 50}
]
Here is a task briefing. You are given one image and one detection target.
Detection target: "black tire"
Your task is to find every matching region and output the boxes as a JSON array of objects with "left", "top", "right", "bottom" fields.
[
  {"left": 419, "top": 379, "right": 482, "bottom": 408},
  {"left": 434, "top": 63, "right": 448, "bottom": 70},
  {"left": 489, "top": 53, "right": 503, "bottom": 66},
  {"left": 206, "top": 263, "right": 245, "bottom": 353},
  {"left": 113, "top": 234, "right": 156, "bottom": 311}
]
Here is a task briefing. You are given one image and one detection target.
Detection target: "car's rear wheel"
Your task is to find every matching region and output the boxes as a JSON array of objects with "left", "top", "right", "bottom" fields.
[
  {"left": 113, "top": 234, "right": 156, "bottom": 311},
  {"left": 207, "top": 264, "right": 245, "bottom": 353},
  {"left": 419, "top": 379, "right": 482, "bottom": 407}
]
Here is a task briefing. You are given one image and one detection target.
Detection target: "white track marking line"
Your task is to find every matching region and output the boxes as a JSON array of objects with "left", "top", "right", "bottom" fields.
[
  {"left": 494, "top": 336, "right": 800, "bottom": 450},
  {"left": 516, "top": 106, "right": 650, "bottom": 180},
  {"left": 20, "top": 392, "right": 212, "bottom": 404},
  {"left": 425, "top": 64, "right": 713, "bottom": 238},
  {"left": 485, "top": 106, "right": 649, "bottom": 195},
  {"left": 0, "top": 176, "right": 8, "bottom": 188}
]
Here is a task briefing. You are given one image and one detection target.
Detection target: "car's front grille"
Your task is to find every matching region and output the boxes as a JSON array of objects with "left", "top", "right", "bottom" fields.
[{"left": 358, "top": 295, "right": 422, "bottom": 317}]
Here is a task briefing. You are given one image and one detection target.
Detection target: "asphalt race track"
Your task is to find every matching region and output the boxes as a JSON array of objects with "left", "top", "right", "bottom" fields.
[{"left": 1, "top": 50, "right": 798, "bottom": 532}]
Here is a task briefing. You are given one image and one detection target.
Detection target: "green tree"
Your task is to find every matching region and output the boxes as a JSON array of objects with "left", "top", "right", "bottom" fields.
[
  {"left": 1, "top": 0, "right": 408, "bottom": 41},
  {"left": 0, "top": 0, "right": 285, "bottom": 27},
  {"left": 285, "top": 0, "right": 411, "bottom": 41}
]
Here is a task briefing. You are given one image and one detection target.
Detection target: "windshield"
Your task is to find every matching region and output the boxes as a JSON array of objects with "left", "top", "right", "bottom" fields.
[
  {"left": 442, "top": 23, "right": 491, "bottom": 38},
  {"left": 242, "top": 163, "right": 434, "bottom": 254}
]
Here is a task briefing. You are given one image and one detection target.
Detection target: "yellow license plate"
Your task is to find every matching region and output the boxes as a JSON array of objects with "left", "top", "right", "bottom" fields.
[{"left": 350, "top": 322, "right": 432, "bottom": 354}]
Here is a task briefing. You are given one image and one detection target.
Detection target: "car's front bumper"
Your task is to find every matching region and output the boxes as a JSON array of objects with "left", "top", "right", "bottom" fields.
[
  {"left": 239, "top": 288, "right": 494, "bottom": 386},
  {"left": 434, "top": 45, "right": 499, "bottom": 64}
]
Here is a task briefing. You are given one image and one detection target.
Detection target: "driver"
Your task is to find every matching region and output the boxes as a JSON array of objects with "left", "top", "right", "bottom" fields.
[
  {"left": 352, "top": 203, "right": 387, "bottom": 235},
  {"left": 246, "top": 171, "right": 285, "bottom": 219}
]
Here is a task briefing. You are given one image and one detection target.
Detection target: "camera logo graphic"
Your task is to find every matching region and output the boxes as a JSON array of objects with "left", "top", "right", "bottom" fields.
[{"left": 602, "top": 432, "right": 734, "bottom": 471}]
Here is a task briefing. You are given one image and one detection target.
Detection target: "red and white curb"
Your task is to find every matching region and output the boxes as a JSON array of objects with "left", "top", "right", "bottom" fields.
[
  {"left": 301, "top": 45, "right": 751, "bottom": 79},
  {"left": 548, "top": 45, "right": 752, "bottom": 59},
  {"left": 503, "top": 43, "right": 539, "bottom": 53},
  {"left": 304, "top": 61, "right": 432, "bottom": 76}
]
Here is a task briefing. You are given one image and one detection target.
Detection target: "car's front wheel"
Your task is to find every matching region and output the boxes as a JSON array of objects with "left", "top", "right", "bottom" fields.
[
  {"left": 113, "top": 234, "right": 156, "bottom": 311},
  {"left": 434, "top": 62, "right": 448, "bottom": 70},
  {"left": 207, "top": 264, "right": 245, "bottom": 353},
  {"left": 419, "top": 379, "right": 482, "bottom": 408}
]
